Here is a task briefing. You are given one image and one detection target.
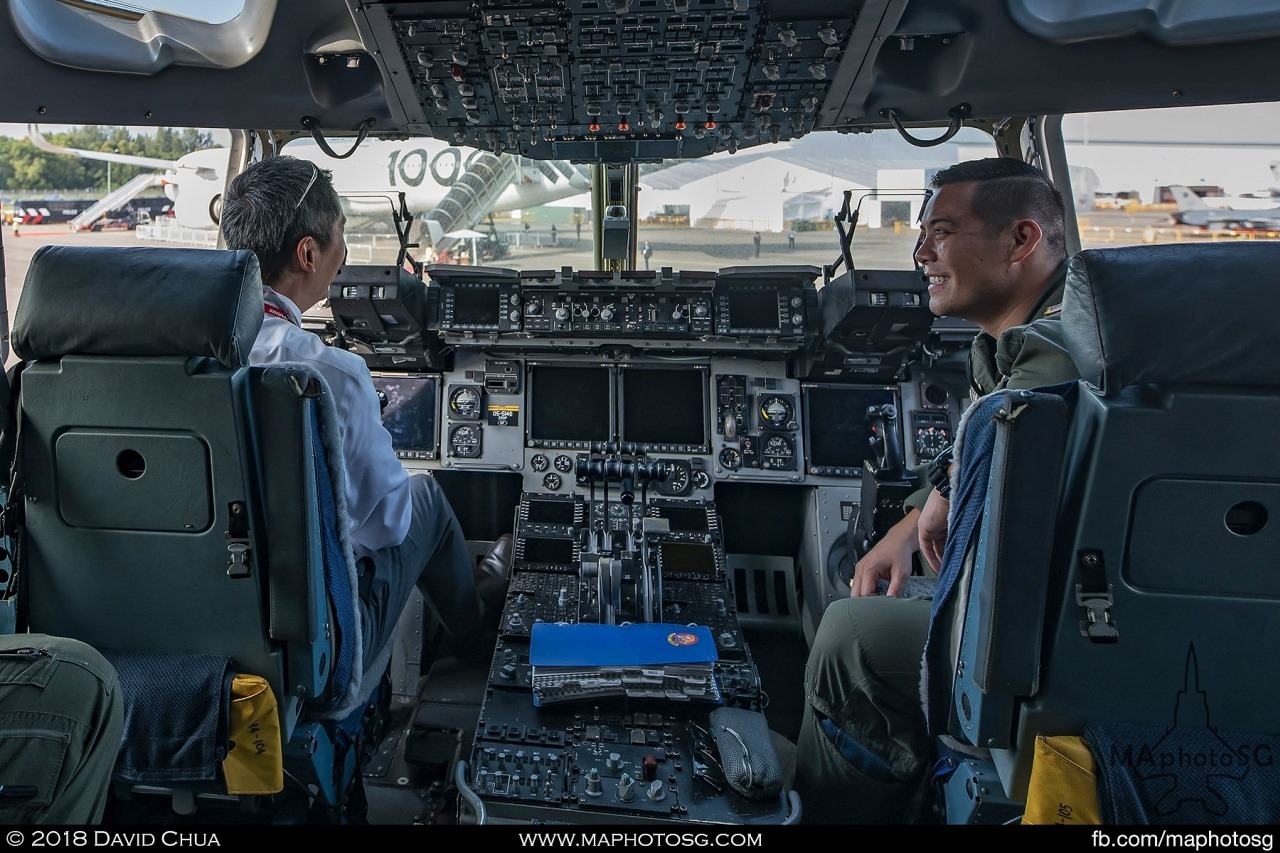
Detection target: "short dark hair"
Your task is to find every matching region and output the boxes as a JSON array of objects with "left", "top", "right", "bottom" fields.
[
  {"left": 220, "top": 155, "right": 343, "bottom": 281},
  {"left": 931, "top": 158, "right": 1066, "bottom": 257}
]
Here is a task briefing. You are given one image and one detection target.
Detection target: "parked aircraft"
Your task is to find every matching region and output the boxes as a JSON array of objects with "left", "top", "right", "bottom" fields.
[
  {"left": 1229, "top": 160, "right": 1280, "bottom": 200},
  {"left": 1167, "top": 184, "right": 1280, "bottom": 230},
  {"left": 28, "top": 125, "right": 590, "bottom": 234},
  {"left": 2, "top": 0, "right": 1280, "bottom": 832}
]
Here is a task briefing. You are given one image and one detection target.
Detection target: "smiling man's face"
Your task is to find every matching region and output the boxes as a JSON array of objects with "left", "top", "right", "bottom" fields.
[{"left": 915, "top": 181, "right": 1021, "bottom": 331}]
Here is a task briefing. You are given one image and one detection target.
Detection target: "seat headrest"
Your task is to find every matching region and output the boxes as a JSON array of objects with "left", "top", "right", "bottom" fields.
[
  {"left": 13, "top": 246, "right": 264, "bottom": 368},
  {"left": 1063, "top": 243, "right": 1280, "bottom": 395}
]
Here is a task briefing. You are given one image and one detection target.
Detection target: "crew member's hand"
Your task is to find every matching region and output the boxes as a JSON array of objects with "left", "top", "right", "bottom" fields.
[
  {"left": 917, "top": 488, "right": 951, "bottom": 574},
  {"left": 850, "top": 508, "right": 920, "bottom": 598}
]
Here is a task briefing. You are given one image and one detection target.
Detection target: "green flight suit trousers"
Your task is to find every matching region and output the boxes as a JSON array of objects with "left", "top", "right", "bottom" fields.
[
  {"left": 794, "top": 595, "right": 935, "bottom": 823},
  {"left": 0, "top": 634, "right": 123, "bottom": 824}
]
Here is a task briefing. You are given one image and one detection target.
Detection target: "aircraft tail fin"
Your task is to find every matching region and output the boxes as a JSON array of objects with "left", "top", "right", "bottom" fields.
[{"left": 1167, "top": 185, "right": 1210, "bottom": 210}]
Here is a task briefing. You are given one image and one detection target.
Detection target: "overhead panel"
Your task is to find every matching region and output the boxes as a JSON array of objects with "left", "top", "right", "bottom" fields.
[{"left": 363, "top": 0, "right": 857, "bottom": 162}]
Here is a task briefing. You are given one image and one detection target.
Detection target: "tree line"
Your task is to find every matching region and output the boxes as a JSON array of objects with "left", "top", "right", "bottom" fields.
[{"left": 0, "top": 126, "right": 215, "bottom": 191}]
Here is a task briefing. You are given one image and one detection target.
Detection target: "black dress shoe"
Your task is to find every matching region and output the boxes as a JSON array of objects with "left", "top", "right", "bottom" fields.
[{"left": 474, "top": 534, "right": 514, "bottom": 621}]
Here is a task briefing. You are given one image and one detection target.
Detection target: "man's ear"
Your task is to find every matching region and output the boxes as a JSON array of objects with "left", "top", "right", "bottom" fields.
[
  {"left": 1008, "top": 218, "right": 1043, "bottom": 264},
  {"left": 292, "top": 234, "right": 318, "bottom": 274}
]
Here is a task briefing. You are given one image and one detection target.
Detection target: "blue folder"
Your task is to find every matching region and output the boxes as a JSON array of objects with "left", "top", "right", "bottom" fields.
[{"left": 530, "top": 622, "right": 718, "bottom": 667}]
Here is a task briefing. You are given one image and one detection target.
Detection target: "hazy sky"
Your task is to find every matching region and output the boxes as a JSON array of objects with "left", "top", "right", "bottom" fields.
[{"left": 99, "top": 0, "right": 243, "bottom": 25}]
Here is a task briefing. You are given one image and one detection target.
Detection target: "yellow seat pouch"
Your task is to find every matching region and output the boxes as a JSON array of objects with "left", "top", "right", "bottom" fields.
[
  {"left": 221, "top": 674, "right": 284, "bottom": 795},
  {"left": 1022, "top": 734, "right": 1102, "bottom": 825}
]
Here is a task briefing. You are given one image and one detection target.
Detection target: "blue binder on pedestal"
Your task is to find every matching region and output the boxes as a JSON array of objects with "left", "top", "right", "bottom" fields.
[{"left": 529, "top": 623, "right": 720, "bottom": 705}]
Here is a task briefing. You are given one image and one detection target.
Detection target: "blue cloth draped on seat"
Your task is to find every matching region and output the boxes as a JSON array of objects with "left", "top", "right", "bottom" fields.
[
  {"left": 100, "top": 649, "right": 233, "bottom": 784},
  {"left": 1085, "top": 721, "right": 1280, "bottom": 824},
  {"left": 921, "top": 391, "right": 1003, "bottom": 736}
]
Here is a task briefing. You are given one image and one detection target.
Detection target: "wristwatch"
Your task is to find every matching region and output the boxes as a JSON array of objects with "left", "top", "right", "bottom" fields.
[{"left": 926, "top": 445, "right": 955, "bottom": 500}]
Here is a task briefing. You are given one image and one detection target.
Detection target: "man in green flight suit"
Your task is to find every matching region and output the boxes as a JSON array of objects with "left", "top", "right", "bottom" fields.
[{"left": 793, "top": 158, "right": 1079, "bottom": 823}]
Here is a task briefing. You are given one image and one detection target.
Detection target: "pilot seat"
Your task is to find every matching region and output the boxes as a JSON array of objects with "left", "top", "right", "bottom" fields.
[
  {"left": 0, "top": 246, "right": 387, "bottom": 822},
  {"left": 935, "top": 242, "right": 1280, "bottom": 825}
]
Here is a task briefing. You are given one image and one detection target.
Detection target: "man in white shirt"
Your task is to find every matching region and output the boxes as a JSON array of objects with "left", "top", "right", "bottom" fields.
[{"left": 220, "top": 155, "right": 511, "bottom": 671}]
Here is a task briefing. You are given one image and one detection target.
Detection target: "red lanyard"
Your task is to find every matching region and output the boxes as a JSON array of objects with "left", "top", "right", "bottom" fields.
[{"left": 263, "top": 302, "right": 295, "bottom": 324}]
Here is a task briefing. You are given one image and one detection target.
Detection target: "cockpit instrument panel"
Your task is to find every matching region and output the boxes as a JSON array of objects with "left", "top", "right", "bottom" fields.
[
  {"left": 371, "top": 373, "right": 441, "bottom": 460},
  {"left": 802, "top": 384, "right": 900, "bottom": 477},
  {"left": 427, "top": 265, "right": 818, "bottom": 354},
  {"left": 526, "top": 363, "right": 614, "bottom": 449},
  {"left": 715, "top": 266, "right": 820, "bottom": 338}
]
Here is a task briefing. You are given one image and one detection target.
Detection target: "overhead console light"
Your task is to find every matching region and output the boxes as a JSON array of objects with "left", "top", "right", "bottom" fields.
[{"left": 13, "top": 0, "right": 276, "bottom": 74}]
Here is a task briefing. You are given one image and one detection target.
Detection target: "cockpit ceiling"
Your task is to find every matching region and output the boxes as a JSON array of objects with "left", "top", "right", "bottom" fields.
[{"left": 4, "top": 0, "right": 1280, "bottom": 161}]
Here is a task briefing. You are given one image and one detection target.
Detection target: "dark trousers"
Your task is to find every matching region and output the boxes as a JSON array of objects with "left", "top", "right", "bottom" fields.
[{"left": 360, "top": 474, "right": 484, "bottom": 671}]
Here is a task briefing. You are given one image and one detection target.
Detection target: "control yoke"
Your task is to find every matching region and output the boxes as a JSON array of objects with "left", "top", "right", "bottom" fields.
[{"left": 866, "top": 404, "right": 906, "bottom": 481}]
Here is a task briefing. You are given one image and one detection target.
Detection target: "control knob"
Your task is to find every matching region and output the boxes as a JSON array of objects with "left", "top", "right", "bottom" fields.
[{"left": 555, "top": 306, "right": 569, "bottom": 321}]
